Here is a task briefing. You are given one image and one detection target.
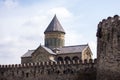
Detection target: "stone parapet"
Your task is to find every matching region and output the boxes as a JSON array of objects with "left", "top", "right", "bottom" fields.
[
  {"left": 0, "top": 59, "right": 97, "bottom": 80},
  {"left": 0, "top": 59, "right": 97, "bottom": 69}
]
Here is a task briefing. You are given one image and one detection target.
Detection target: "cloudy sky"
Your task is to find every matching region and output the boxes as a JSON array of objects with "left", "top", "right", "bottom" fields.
[{"left": 0, "top": 0, "right": 120, "bottom": 64}]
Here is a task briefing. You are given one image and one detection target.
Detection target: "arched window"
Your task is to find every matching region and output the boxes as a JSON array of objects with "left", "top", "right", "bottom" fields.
[
  {"left": 58, "top": 39, "right": 60, "bottom": 46},
  {"left": 54, "top": 38, "right": 57, "bottom": 47},
  {"left": 26, "top": 73, "right": 29, "bottom": 78},
  {"left": 64, "top": 56, "right": 71, "bottom": 61},
  {"left": 57, "top": 57, "right": 63, "bottom": 62},
  {"left": 72, "top": 56, "right": 79, "bottom": 61},
  {"left": 56, "top": 70, "right": 60, "bottom": 74},
  {"left": 12, "top": 71, "right": 14, "bottom": 76},
  {"left": 22, "top": 71, "right": 24, "bottom": 77}
]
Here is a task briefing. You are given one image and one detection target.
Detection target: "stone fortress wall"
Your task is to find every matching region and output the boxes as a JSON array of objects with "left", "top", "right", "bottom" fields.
[
  {"left": 97, "top": 15, "right": 120, "bottom": 80},
  {"left": 0, "top": 59, "right": 96, "bottom": 80},
  {"left": 0, "top": 15, "right": 120, "bottom": 80}
]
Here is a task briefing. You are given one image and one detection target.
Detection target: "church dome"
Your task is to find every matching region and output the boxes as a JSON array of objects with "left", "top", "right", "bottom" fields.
[{"left": 44, "top": 15, "right": 65, "bottom": 34}]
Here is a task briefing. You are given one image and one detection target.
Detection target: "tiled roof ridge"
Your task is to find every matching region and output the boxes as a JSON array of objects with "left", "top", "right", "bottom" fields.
[
  {"left": 61, "top": 44, "right": 88, "bottom": 48},
  {"left": 28, "top": 50, "right": 35, "bottom": 51}
]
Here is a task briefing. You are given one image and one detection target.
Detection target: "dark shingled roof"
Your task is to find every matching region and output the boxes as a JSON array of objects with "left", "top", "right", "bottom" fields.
[
  {"left": 21, "top": 45, "right": 56, "bottom": 57},
  {"left": 57, "top": 44, "right": 88, "bottom": 54},
  {"left": 44, "top": 15, "right": 65, "bottom": 34},
  {"left": 21, "top": 44, "right": 88, "bottom": 58},
  {"left": 21, "top": 50, "right": 34, "bottom": 57}
]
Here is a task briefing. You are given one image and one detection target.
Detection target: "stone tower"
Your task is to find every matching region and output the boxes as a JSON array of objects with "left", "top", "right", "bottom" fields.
[
  {"left": 44, "top": 15, "right": 65, "bottom": 49},
  {"left": 96, "top": 15, "right": 120, "bottom": 80}
]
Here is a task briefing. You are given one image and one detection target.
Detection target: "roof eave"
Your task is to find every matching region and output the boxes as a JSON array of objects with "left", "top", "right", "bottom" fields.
[{"left": 44, "top": 31, "right": 65, "bottom": 34}]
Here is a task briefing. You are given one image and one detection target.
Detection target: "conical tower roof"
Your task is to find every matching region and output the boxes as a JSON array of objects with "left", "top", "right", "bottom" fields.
[{"left": 44, "top": 15, "right": 65, "bottom": 34}]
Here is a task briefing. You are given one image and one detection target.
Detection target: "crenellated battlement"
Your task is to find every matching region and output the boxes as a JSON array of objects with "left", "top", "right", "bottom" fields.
[
  {"left": 97, "top": 15, "right": 120, "bottom": 80},
  {"left": 0, "top": 59, "right": 97, "bottom": 69},
  {"left": 97, "top": 15, "right": 120, "bottom": 38},
  {"left": 98, "top": 15, "right": 120, "bottom": 27},
  {"left": 0, "top": 59, "right": 97, "bottom": 80},
  {"left": 0, "top": 15, "right": 120, "bottom": 80}
]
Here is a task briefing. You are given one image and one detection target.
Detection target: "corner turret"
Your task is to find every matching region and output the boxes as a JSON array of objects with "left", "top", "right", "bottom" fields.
[{"left": 96, "top": 15, "right": 120, "bottom": 80}]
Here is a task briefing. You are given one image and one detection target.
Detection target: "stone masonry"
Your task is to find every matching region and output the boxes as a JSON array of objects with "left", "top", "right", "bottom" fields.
[
  {"left": 0, "top": 59, "right": 96, "bottom": 80},
  {"left": 0, "top": 15, "right": 120, "bottom": 80},
  {"left": 96, "top": 15, "right": 120, "bottom": 80}
]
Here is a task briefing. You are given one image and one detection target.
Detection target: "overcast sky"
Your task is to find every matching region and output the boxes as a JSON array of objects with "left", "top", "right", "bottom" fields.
[{"left": 0, "top": 0, "right": 120, "bottom": 64}]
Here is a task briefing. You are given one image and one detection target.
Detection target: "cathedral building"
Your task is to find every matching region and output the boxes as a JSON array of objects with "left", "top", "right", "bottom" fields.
[
  {"left": 21, "top": 15, "right": 92, "bottom": 63},
  {"left": 0, "top": 15, "right": 120, "bottom": 80}
]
